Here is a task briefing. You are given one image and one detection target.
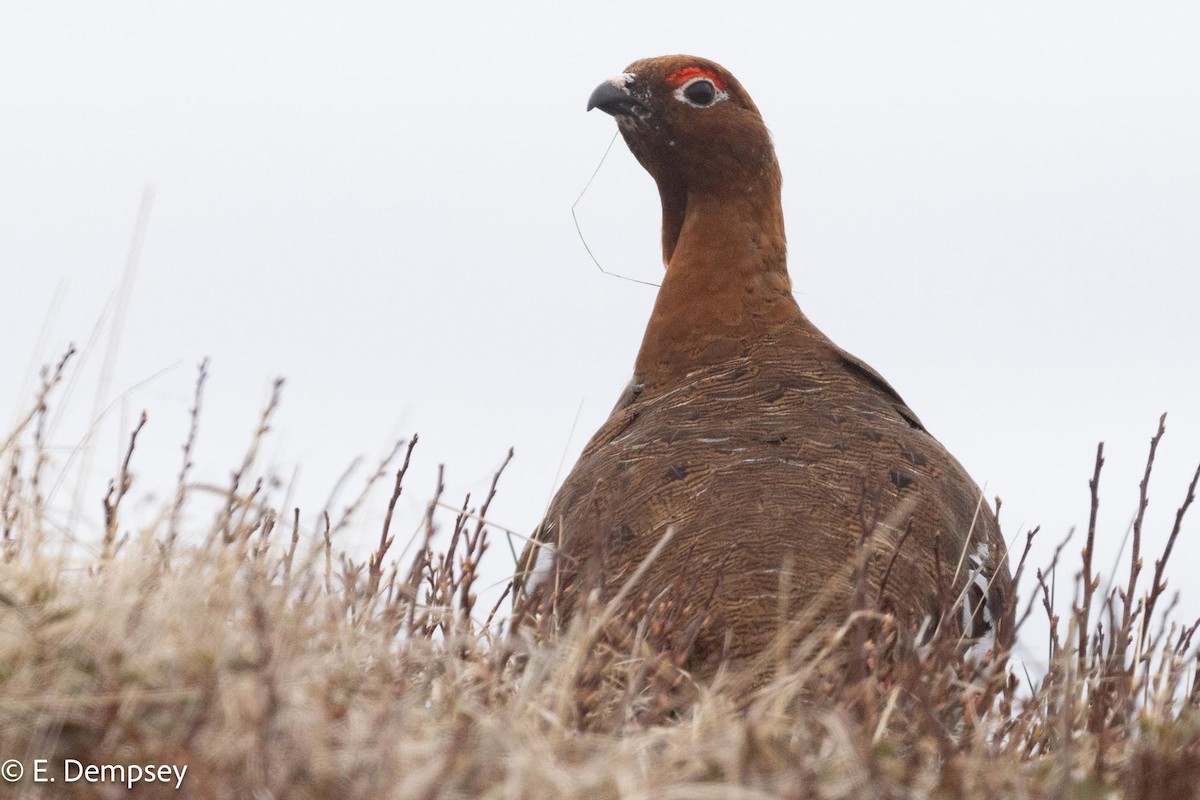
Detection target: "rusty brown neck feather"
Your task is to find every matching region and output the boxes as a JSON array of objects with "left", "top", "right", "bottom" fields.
[{"left": 632, "top": 165, "right": 803, "bottom": 396}]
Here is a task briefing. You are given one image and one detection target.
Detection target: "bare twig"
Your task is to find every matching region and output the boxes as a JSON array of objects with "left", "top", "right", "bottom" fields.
[
  {"left": 368, "top": 436, "right": 419, "bottom": 598},
  {"left": 102, "top": 410, "right": 147, "bottom": 559},
  {"left": 1142, "top": 459, "right": 1200, "bottom": 648},
  {"left": 1077, "top": 443, "right": 1104, "bottom": 672},
  {"left": 168, "top": 359, "right": 209, "bottom": 548},
  {"left": 1118, "top": 415, "right": 1167, "bottom": 658},
  {"left": 211, "top": 378, "right": 284, "bottom": 545}
]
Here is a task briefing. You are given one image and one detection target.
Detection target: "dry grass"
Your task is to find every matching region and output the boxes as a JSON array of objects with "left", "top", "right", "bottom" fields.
[{"left": 1, "top": 351, "right": 1199, "bottom": 800}]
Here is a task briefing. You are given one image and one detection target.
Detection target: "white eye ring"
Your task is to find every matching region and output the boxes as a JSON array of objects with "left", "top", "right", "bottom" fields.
[{"left": 673, "top": 76, "right": 728, "bottom": 108}]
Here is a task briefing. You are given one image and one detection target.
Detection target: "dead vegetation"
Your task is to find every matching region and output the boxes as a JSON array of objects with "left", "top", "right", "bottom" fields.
[{"left": 1, "top": 350, "right": 1198, "bottom": 799}]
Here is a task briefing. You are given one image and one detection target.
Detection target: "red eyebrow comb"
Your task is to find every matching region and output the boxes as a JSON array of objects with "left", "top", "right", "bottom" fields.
[{"left": 666, "top": 66, "right": 726, "bottom": 90}]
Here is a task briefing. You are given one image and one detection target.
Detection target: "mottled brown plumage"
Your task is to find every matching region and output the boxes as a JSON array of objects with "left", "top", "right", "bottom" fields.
[{"left": 515, "top": 55, "right": 1013, "bottom": 675}]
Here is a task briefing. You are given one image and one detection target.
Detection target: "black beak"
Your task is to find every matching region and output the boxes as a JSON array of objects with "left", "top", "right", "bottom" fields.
[{"left": 587, "top": 80, "right": 645, "bottom": 116}]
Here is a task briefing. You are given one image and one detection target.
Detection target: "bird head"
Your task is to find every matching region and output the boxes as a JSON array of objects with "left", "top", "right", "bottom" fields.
[{"left": 587, "top": 55, "right": 777, "bottom": 195}]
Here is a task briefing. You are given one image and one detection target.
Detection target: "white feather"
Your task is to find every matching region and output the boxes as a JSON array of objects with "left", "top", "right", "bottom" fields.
[
  {"left": 959, "top": 541, "right": 997, "bottom": 658},
  {"left": 523, "top": 543, "right": 557, "bottom": 597},
  {"left": 964, "top": 626, "right": 997, "bottom": 662}
]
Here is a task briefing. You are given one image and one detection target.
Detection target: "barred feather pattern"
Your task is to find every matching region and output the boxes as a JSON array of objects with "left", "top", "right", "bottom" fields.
[{"left": 514, "top": 55, "right": 1013, "bottom": 677}]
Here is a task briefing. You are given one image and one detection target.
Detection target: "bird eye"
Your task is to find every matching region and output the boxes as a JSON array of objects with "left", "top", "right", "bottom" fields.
[
  {"left": 674, "top": 76, "right": 727, "bottom": 109},
  {"left": 683, "top": 78, "right": 716, "bottom": 106}
]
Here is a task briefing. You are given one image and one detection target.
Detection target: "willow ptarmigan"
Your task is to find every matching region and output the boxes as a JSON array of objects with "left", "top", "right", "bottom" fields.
[{"left": 514, "top": 55, "right": 1013, "bottom": 674}]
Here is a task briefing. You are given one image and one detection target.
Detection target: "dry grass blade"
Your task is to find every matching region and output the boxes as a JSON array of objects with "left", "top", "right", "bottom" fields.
[{"left": 2, "top": 364, "right": 1199, "bottom": 799}]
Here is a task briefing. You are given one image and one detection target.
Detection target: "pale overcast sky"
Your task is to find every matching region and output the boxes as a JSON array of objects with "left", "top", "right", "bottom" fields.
[{"left": 3, "top": 2, "right": 1198, "bottom": 669}]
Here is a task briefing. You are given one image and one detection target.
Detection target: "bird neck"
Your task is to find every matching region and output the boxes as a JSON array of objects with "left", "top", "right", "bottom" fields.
[{"left": 632, "top": 178, "right": 804, "bottom": 396}]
